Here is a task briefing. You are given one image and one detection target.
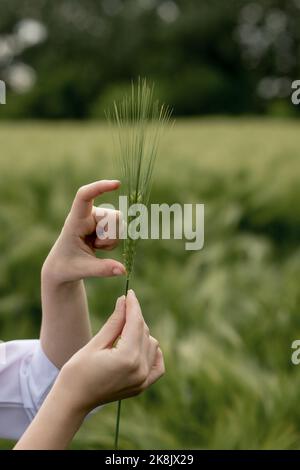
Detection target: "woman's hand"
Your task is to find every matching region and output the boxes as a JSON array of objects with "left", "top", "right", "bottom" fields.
[
  {"left": 40, "top": 179, "right": 126, "bottom": 369},
  {"left": 58, "top": 290, "right": 165, "bottom": 414},
  {"left": 42, "top": 179, "right": 126, "bottom": 285},
  {"left": 15, "top": 291, "right": 165, "bottom": 450}
]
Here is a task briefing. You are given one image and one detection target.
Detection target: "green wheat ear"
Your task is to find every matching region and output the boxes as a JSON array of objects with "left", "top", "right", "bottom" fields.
[
  {"left": 107, "top": 78, "right": 172, "bottom": 285},
  {"left": 106, "top": 78, "right": 172, "bottom": 450}
]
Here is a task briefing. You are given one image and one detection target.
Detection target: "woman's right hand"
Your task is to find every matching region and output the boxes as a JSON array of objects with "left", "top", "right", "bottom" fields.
[{"left": 57, "top": 290, "right": 165, "bottom": 415}]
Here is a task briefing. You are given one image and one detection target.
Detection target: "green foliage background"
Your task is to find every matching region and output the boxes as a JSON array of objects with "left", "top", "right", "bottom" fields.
[
  {"left": 0, "top": 0, "right": 300, "bottom": 119},
  {"left": 0, "top": 119, "right": 300, "bottom": 449}
]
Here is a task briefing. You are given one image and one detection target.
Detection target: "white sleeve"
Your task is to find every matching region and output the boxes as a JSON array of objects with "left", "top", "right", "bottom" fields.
[{"left": 0, "top": 340, "right": 59, "bottom": 440}]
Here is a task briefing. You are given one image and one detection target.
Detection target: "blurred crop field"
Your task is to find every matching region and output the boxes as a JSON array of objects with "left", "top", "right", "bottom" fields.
[{"left": 0, "top": 118, "right": 300, "bottom": 449}]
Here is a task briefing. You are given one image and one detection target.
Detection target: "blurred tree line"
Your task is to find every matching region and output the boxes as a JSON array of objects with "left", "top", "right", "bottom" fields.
[{"left": 0, "top": 0, "right": 299, "bottom": 119}]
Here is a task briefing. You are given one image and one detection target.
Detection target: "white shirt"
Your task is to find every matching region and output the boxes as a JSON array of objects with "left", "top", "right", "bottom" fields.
[{"left": 0, "top": 340, "right": 59, "bottom": 440}]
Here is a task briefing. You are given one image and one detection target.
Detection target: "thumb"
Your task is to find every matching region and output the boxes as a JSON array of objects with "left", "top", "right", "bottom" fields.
[
  {"left": 90, "top": 296, "right": 126, "bottom": 349},
  {"left": 83, "top": 257, "right": 126, "bottom": 278}
]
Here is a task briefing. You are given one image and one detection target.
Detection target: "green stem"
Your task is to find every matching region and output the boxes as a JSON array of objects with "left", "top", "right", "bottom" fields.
[
  {"left": 114, "top": 277, "right": 130, "bottom": 450},
  {"left": 125, "top": 277, "right": 130, "bottom": 295},
  {"left": 114, "top": 400, "right": 122, "bottom": 450}
]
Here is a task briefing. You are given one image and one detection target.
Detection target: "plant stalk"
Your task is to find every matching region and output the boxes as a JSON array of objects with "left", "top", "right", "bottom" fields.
[{"left": 114, "top": 276, "right": 130, "bottom": 450}]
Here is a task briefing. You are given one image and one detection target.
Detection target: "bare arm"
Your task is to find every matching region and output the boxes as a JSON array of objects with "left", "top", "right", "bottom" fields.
[
  {"left": 14, "top": 379, "right": 85, "bottom": 450},
  {"left": 40, "top": 276, "right": 91, "bottom": 369}
]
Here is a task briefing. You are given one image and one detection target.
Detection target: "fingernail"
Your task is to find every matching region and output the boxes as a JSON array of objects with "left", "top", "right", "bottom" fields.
[
  {"left": 116, "top": 295, "right": 125, "bottom": 307},
  {"left": 128, "top": 289, "right": 136, "bottom": 297},
  {"left": 112, "top": 266, "right": 125, "bottom": 276},
  {"left": 111, "top": 180, "right": 120, "bottom": 184},
  {"left": 96, "top": 207, "right": 107, "bottom": 217}
]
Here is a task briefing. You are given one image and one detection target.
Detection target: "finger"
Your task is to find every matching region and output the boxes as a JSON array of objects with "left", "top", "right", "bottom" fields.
[
  {"left": 83, "top": 257, "right": 126, "bottom": 278},
  {"left": 94, "top": 207, "right": 121, "bottom": 225},
  {"left": 71, "top": 180, "right": 120, "bottom": 219},
  {"left": 118, "top": 290, "right": 145, "bottom": 350},
  {"left": 94, "top": 238, "right": 120, "bottom": 250},
  {"left": 145, "top": 348, "right": 165, "bottom": 386},
  {"left": 95, "top": 208, "right": 122, "bottom": 243},
  {"left": 140, "top": 322, "right": 150, "bottom": 357},
  {"left": 90, "top": 296, "right": 126, "bottom": 349},
  {"left": 147, "top": 336, "right": 159, "bottom": 369}
]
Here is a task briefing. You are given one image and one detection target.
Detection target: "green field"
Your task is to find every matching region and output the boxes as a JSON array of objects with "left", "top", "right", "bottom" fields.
[{"left": 0, "top": 118, "right": 300, "bottom": 449}]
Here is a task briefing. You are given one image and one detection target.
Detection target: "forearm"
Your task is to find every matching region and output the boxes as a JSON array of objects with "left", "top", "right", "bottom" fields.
[
  {"left": 40, "top": 269, "right": 92, "bottom": 369},
  {"left": 14, "top": 379, "right": 85, "bottom": 450}
]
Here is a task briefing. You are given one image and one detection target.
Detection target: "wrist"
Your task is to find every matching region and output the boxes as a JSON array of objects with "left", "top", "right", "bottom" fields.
[
  {"left": 42, "top": 259, "right": 82, "bottom": 291},
  {"left": 14, "top": 376, "right": 87, "bottom": 449},
  {"left": 50, "top": 372, "right": 88, "bottom": 423}
]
